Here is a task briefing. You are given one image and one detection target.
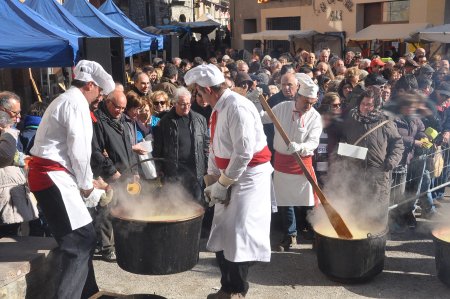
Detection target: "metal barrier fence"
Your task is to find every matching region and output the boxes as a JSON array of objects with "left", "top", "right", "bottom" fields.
[{"left": 389, "top": 145, "right": 450, "bottom": 212}]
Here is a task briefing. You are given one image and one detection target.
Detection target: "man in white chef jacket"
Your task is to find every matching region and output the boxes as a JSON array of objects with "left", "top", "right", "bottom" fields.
[
  {"left": 28, "top": 60, "right": 115, "bottom": 299},
  {"left": 184, "top": 64, "right": 273, "bottom": 299},
  {"left": 261, "top": 73, "right": 322, "bottom": 251}
]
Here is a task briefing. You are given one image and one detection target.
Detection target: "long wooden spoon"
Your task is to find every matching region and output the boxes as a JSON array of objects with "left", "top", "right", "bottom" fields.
[{"left": 259, "top": 95, "right": 353, "bottom": 239}]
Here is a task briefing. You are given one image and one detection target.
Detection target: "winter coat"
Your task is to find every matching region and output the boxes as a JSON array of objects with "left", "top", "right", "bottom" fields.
[
  {"left": 0, "top": 166, "right": 38, "bottom": 224},
  {"left": 0, "top": 132, "right": 17, "bottom": 168},
  {"left": 91, "top": 101, "right": 138, "bottom": 180},
  {"left": 18, "top": 115, "right": 42, "bottom": 155},
  {"left": 332, "top": 111, "right": 404, "bottom": 226},
  {"left": 152, "top": 77, "right": 179, "bottom": 99},
  {"left": 153, "top": 108, "right": 209, "bottom": 179},
  {"left": 393, "top": 116, "right": 426, "bottom": 165}
]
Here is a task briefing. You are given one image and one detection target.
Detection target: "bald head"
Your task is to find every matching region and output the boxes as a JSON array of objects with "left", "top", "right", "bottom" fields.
[
  {"left": 281, "top": 73, "right": 299, "bottom": 99},
  {"left": 134, "top": 73, "right": 150, "bottom": 95},
  {"left": 106, "top": 90, "right": 127, "bottom": 119}
]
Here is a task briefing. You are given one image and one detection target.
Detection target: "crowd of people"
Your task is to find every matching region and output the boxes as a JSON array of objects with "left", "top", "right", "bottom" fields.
[{"left": 1, "top": 44, "right": 450, "bottom": 298}]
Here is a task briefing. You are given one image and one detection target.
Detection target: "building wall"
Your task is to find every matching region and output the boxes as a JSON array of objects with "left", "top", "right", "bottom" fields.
[{"left": 231, "top": 0, "right": 447, "bottom": 51}]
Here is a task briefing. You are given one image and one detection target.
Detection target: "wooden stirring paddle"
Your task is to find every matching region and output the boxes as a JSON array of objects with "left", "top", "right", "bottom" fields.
[{"left": 259, "top": 95, "right": 353, "bottom": 239}]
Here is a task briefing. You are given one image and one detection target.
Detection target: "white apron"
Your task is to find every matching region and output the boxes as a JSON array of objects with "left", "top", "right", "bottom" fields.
[
  {"left": 273, "top": 171, "right": 315, "bottom": 206},
  {"left": 207, "top": 162, "right": 273, "bottom": 263},
  {"left": 47, "top": 171, "right": 92, "bottom": 231}
]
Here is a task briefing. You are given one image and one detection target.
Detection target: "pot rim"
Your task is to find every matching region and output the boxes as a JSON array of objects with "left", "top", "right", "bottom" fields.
[
  {"left": 431, "top": 228, "right": 450, "bottom": 244},
  {"left": 111, "top": 207, "right": 205, "bottom": 223},
  {"left": 314, "top": 227, "right": 388, "bottom": 241}
]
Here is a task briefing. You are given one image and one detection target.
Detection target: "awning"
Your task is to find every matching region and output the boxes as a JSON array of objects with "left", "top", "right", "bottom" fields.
[
  {"left": 349, "top": 23, "right": 430, "bottom": 42},
  {"left": 241, "top": 30, "right": 307, "bottom": 41},
  {"left": 415, "top": 24, "right": 450, "bottom": 43}
]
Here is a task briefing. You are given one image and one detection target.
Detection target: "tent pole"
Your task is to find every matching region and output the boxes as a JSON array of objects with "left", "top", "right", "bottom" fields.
[
  {"left": 47, "top": 68, "right": 51, "bottom": 99},
  {"left": 40, "top": 69, "right": 44, "bottom": 97}
]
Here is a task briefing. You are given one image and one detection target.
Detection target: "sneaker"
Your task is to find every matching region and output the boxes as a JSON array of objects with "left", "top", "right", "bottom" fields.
[
  {"left": 101, "top": 250, "right": 116, "bottom": 262},
  {"left": 274, "top": 235, "right": 297, "bottom": 252},
  {"left": 207, "top": 290, "right": 245, "bottom": 299}
]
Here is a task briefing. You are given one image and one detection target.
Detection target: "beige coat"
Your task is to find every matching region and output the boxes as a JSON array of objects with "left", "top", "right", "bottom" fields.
[{"left": 0, "top": 166, "right": 38, "bottom": 224}]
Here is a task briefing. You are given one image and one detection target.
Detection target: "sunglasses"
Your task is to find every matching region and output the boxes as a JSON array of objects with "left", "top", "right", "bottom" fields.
[
  {"left": 153, "top": 101, "right": 166, "bottom": 106},
  {"left": 332, "top": 103, "right": 341, "bottom": 108}
]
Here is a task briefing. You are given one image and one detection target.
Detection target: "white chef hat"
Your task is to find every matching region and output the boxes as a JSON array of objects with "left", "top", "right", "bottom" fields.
[
  {"left": 73, "top": 60, "right": 115, "bottom": 95},
  {"left": 296, "top": 73, "right": 319, "bottom": 98},
  {"left": 184, "top": 64, "right": 225, "bottom": 87}
]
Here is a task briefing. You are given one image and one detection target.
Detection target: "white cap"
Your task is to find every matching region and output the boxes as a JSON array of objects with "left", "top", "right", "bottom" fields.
[
  {"left": 297, "top": 73, "right": 319, "bottom": 98},
  {"left": 73, "top": 60, "right": 115, "bottom": 95},
  {"left": 184, "top": 64, "right": 225, "bottom": 87}
]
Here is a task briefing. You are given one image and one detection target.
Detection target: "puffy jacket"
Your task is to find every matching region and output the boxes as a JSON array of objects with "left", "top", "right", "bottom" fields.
[
  {"left": 153, "top": 108, "right": 209, "bottom": 179},
  {"left": 91, "top": 101, "right": 138, "bottom": 180}
]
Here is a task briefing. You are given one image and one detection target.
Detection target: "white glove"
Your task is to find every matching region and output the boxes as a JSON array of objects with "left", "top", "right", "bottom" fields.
[
  {"left": 83, "top": 188, "right": 105, "bottom": 208},
  {"left": 204, "top": 181, "right": 228, "bottom": 207},
  {"left": 287, "top": 142, "right": 303, "bottom": 154},
  {"left": 204, "top": 172, "right": 235, "bottom": 207}
]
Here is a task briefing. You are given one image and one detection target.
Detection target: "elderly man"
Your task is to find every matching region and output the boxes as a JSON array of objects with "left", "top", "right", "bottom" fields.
[
  {"left": 319, "top": 49, "right": 329, "bottom": 63},
  {"left": 237, "top": 60, "right": 249, "bottom": 73},
  {"left": 264, "top": 74, "right": 300, "bottom": 154},
  {"left": 153, "top": 87, "right": 208, "bottom": 202},
  {"left": 132, "top": 72, "right": 151, "bottom": 96},
  {"left": 90, "top": 90, "right": 137, "bottom": 262},
  {"left": 262, "top": 74, "right": 322, "bottom": 250},
  {"left": 0, "top": 91, "right": 21, "bottom": 125},
  {"left": 345, "top": 51, "right": 355, "bottom": 67},
  {"left": 28, "top": 60, "right": 115, "bottom": 298},
  {"left": 185, "top": 64, "right": 272, "bottom": 298}
]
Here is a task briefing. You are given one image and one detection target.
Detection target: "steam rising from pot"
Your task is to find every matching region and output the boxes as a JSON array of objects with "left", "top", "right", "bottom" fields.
[{"left": 111, "top": 180, "right": 204, "bottom": 222}]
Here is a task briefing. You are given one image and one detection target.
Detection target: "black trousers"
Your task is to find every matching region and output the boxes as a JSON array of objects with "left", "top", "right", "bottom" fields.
[
  {"left": 34, "top": 185, "right": 99, "bottom": 299},
  {"left": 216, "top": 251, "right": 251, "bottom": 295}
]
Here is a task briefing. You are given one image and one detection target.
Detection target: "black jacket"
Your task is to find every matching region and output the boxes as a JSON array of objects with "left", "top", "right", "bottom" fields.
[
  {"left": 153, "top": 108, "right": 209, "bottom": 179},
  {"left": 91, "top": 101, "right": 137, "bottom": 180},
  {"left": 264, "top": 91, "right": 293, "bottom": 153}
]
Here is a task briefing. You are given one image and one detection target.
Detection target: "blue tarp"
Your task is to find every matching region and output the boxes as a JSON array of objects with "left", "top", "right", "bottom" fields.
[
  {"left": 99, "top": 0, "right": 163, "bottom": 50},
  {"left": 0, "top": 0, "right": 79, "bottom": 68},
  {"left": 63, "top": 0, "right": 152, "bottom": 57},
  {"left": 25, "top": 0, "right": 104, "bottom": 38}
]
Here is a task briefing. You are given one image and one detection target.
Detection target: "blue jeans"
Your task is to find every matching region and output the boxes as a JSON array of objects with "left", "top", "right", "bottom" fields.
[{"left": 280, "top": 207, "right": 297, "bottom": 236}]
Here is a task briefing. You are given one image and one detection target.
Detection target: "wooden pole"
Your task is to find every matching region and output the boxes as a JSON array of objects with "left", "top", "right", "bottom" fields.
[{"left": 28, "top": 68, "right": 42, "bottom": 102}]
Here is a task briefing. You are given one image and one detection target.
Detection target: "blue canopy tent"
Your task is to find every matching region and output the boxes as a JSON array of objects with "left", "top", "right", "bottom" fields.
[
  {"left": 25, "top": 0, "right": 105, "bottom": 38},
  {"left": 0, "top": 0, "right": 79, "bottom": 68},
  {"left": 99, "top": 0, "right": 163, "bottom": 50},
  {"left": 63, "top": 0, "right": 153, "bottom": 57}
]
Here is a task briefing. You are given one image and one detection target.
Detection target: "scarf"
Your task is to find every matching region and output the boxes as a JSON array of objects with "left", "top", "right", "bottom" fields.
[{"left": 350, "top": 106, "right": 384, "bottom": 124}]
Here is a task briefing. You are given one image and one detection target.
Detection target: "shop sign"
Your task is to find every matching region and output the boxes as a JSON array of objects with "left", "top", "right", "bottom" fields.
[{"left": 313, "top": 0, "right": 354, "bottom": 21}]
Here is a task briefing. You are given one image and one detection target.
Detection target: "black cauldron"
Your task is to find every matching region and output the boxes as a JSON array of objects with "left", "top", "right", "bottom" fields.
[
  {"left": 315, "top": 228, "right": 388, "bottom": 283},
  {"left": 111, "top": 208, "right": 204, "bottom": 275},
  {"left": 432, "top": 230, "right": 450, "bottom": 287}
]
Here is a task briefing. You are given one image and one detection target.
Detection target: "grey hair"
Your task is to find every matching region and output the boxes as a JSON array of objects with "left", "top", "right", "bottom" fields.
[
  {"left": 0, "top": 111, "right": 13, "bottom": 128},
  {"left": 0, "top": 91, "right": 20, "bottom": 110},
  {"left": 174, "top": 86, "right": 191, "bottom": 103}
]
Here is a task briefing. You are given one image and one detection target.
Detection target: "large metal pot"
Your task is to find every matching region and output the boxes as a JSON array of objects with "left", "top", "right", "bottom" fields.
[
  {"left": 111, "top": 207, "right": 204, "bottom": 275},
  {"left": 432, "top": 229, "right": 450, "bottom": 287},
  {"left": 315, "top": 228, "right": 388, "bottom": 283}
]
